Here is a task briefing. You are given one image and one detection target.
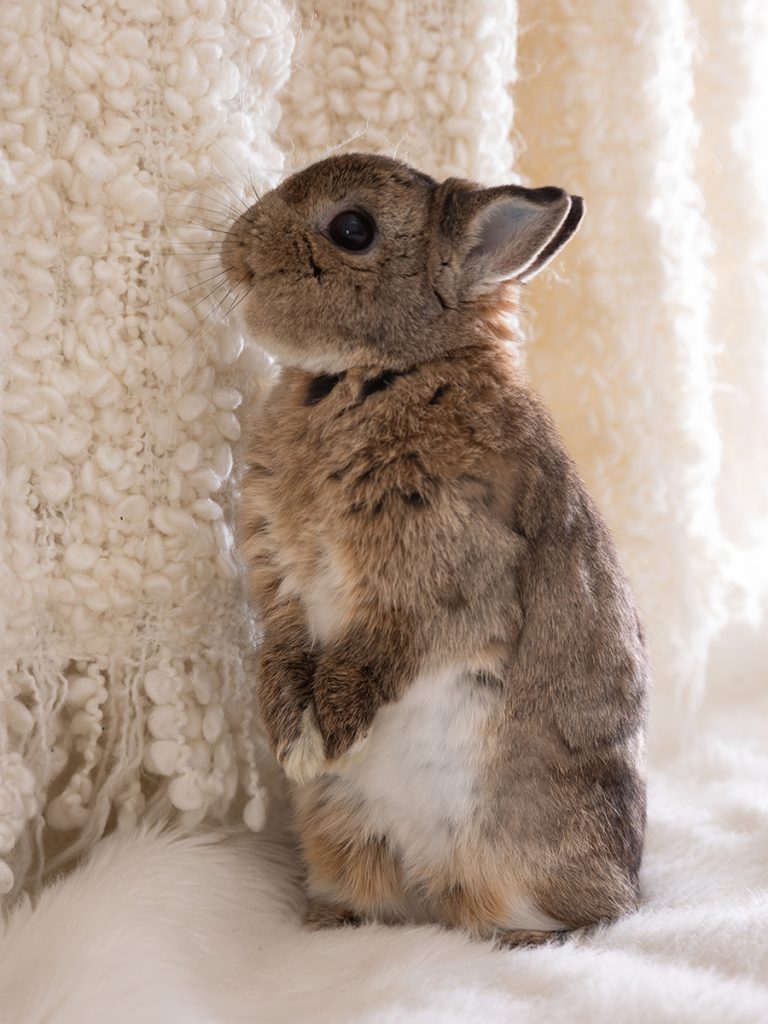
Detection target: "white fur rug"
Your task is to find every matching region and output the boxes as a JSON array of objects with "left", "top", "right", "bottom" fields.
[{"left": 2, "top": 682, "right": 767, "bottom": 1024}]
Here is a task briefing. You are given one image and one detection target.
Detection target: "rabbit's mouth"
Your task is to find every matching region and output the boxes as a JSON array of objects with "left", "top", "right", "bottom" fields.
[
  {"left": 303, "top": 237, "right": 324, "bottom": 281},
  {"left": 221, "top": 213, "right": 255, "bottom": 289}
]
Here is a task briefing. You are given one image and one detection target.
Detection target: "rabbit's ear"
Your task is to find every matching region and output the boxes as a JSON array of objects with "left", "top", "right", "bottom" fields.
[
  {"left": 514, "top": 193, "right": 585, "bottom": 283},
  {"left": 431, "top": 181, "right": 584, "bottom": 305}
]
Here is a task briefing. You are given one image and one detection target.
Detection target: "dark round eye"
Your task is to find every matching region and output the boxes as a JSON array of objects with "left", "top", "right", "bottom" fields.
[{"left": 327, "top": 209, "right": 376, "bottom": 252}]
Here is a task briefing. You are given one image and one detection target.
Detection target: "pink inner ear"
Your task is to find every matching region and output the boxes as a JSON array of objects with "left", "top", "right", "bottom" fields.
[
  {"left": 517, "top": 195, "right": 585, "bottom": 284},
  {"left": 476, "top": 200, "right": 544, "bottom": 255},
  {"left": 468, "top": 195, "right": 572, "bottom": 284}
]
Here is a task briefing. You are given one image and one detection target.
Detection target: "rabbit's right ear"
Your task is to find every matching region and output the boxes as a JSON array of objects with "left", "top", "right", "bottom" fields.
[{"left": 430, "top": 180, "right": 584, "bottom": 307}]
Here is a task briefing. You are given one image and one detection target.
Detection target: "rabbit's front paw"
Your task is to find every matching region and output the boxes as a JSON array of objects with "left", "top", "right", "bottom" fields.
[
  {"left": 331, "top": 730, "right": 370, "bottom": 770},
  {"left": 279, "top": 705, "right": 328, "bottom": 785}
]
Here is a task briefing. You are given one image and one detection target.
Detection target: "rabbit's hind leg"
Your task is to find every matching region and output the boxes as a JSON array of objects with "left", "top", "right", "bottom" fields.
[
  {"left": 295, "top": 783, "right": 410, "bottom": 926},
  {"left": 303, "top": 899, "right": 361, "bottom": 930}
]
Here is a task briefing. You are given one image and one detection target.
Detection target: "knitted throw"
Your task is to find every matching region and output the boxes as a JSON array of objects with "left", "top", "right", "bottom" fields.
[{"left": 0, "top": 0, "right": 293, "bottom": 894}]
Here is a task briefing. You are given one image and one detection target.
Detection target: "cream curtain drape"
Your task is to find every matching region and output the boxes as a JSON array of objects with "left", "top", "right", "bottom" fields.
[
  {"left": 515, "top": 2, "right": 768, "bottom": 747},
  {"left": 2, "top": 0, "right": 766, "bottom": 894}
]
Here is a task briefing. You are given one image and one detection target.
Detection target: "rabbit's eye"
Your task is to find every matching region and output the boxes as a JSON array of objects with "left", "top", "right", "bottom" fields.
[{"left": 327, "top": 209, "right": 376, "bottom": 252}]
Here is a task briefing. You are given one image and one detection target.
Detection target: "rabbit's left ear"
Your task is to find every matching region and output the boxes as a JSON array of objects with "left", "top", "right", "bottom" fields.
[{"left": 431, "top": 181, "right": 584, "bottom": 306}]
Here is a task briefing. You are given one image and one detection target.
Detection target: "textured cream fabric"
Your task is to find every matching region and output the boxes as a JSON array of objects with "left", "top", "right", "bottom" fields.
[
  {"left": 280, "top": 0, "right": 517, "bottom": 182},
  {"left": 0, "top": 0, "right": 293, "bottom": 894}
]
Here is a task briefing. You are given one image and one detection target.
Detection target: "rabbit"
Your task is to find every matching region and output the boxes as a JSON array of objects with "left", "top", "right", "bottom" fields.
[{"left": 223, "top": 152, "right": 649, "bottom": 947}]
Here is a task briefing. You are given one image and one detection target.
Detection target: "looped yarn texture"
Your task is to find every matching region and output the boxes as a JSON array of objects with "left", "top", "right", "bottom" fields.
[
  {"left": 281, "top": 0, "right": 517, "bottom": 184},
  {"left": 0, "top": 0, "right": 293, "bottom": 894}
]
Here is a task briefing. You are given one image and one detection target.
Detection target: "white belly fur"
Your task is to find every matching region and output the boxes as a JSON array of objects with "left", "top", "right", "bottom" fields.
[
  {"left": 324, "top": 666, "right": 563, "bottom": 932},
  {"left": 304, "top": 553, "right": 348, "bottom": 644},
  {"left": 331, "top": 664, "right": 495, "bottom": 870},
  {"left": 300, "top": 547, "right": 495, "bottom": 863},
  {"left": 296, "top": 548, "right": 563, "bottom": 932}
]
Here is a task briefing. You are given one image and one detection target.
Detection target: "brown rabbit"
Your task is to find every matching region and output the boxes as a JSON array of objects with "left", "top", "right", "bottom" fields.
[{"left": 224, "top": 153, "right": 648, "bottom": 947}]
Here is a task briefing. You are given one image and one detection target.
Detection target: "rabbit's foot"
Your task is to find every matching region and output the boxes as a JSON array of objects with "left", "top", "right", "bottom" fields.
[
  {"left": 304, "top": 898, "right": 361, "bottom": 931},
  {"left": 494, "top": 928, "right": 569, "bottom": 950},
  {"left": 279, "top": 705, "right": 328, "bottom": 784},
  {"left": 330, "top": 730, "right": 370, "bottom": 771}
]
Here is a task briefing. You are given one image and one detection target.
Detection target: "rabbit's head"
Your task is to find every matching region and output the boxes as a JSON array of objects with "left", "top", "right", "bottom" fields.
[{"left": 224, "top": 153, "right": 583, "bottom": 372}]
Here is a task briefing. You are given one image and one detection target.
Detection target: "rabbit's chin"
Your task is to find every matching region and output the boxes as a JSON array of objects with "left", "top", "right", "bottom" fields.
[{"left": 246, "top": 331, "right": 366, "bottom": 375}]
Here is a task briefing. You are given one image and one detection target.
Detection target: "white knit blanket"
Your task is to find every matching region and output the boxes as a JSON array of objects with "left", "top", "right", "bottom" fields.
[{"left": 0, "top": 0, "right": 293, "bottom": 892}]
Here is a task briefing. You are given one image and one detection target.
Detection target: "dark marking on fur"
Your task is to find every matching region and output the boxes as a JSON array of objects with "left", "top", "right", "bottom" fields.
[
  {"left": 474, "top": 670, "right": 504, "bottom": 690},
  {"left": 359, "top": 369, "right": 399, "bottom": 399},
  {"left": 356, "top": 452, "right": 423, "bottom": 488},
  {"left": 438, "top": 587, "right": 468, "bottom": 611},
  {"left": 348, "top": 496, "right": 385, "bottom": 516},
  {"left": 404, "top": 491, "right": 427, "bottom": 508},
  {"left": 304, "top": 899, "right": 361, "bottom": 930},
  {"left": 428, "top": 383, "right": 449, "bottom": 404},
  {"left": 359, "top": 367, "right": 420, "bottom": 402},
  {"left": 495, "top": 929, "right": 568, "bottom": 950},
  {"left": 305, "top": 372, "right": 345, "bottom": 406}
]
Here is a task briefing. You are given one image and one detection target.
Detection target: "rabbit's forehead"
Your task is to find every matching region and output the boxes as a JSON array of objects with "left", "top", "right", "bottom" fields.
[{"left": 277, "top": 154, "right": 435, "bottom": 215}]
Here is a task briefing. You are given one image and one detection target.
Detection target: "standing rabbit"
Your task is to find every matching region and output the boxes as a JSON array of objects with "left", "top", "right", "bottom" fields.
[{"left": 225, "top": 153, "right": 648, "bottom": 946}]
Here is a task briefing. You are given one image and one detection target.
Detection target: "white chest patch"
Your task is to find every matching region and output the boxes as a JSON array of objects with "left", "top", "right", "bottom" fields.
[
  {"left": 330, "top": 665, "right": 500, "bottom": 874},
  {"left": 304, "top": 548, "right": 350, "bottom": 644},
  {"left": 277, "top": 542, "right": 350, "bottom": 646}
]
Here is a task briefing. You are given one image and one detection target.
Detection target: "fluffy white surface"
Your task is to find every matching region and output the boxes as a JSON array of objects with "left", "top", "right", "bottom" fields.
[{"left": 2, "top": 691, "right": 767, "bottom": 1024}]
